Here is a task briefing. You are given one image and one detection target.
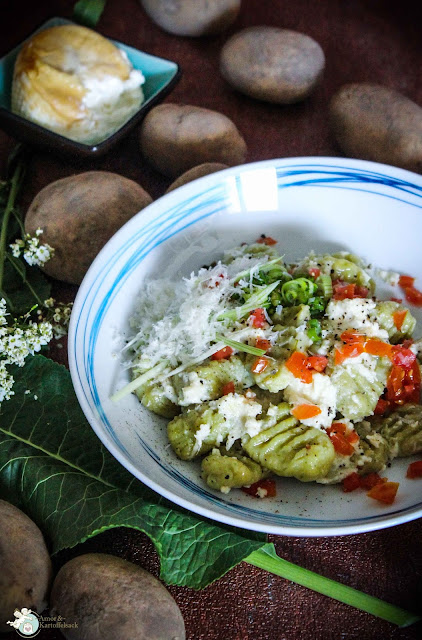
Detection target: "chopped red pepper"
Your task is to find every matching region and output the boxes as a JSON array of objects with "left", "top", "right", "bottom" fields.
[
  {"left": 334, "top": 343, "right": 365, "bottom": 365},
  {"left": 374, "top": 398, "right": 390, "bottom": 415},
  {"left": 326, "top": 422, "right": 358, "bottom": 456},
  {"left": 221, "top": 381, "right": 235, "bottom": 395},
  {"left": 249, "top": 308, "right": 267, "bottom": 328},
  {"left": 211, "top": 346, "right": 234, "bottom": 361},
  {"left": 393, "top": 309, "right": 407, "bottom": 331},
  {"left": 386, "top": 361, "right": 421, "bottom": 406},
  {"left": 391, "top": 346, "right": 416, "bottom": 369},
  {"left": 367, "top": 481, "right": 399, "bottom": 505},
  {"left": 242, "top": 478, "right": 276, "bottom": 497},
  {"left": 403, "top": 286, "right": 422, "bottom": 307},
  {"left": 390, "top": 297, "right": 403, "bottom": 303},
  {"left": 255, "top": 337, "right": 271, "bottom": 352},
  {"left": 291, "top": 404, "right": 321, "bottom": 420},
  {"left": 340, "top": 330, "right": 366, "bottom": 344},
  {"left": 256, "top": 235, "right": 277, "bottom": 246},
  {"left": 398, "top": 275, "right": 415, "bottom": 288},
  {"left": 364, "top": 338, "right": 393, "bottom": 358},
  {"left": 406, "top": 461, "right": 422, "bottom": 479},
  {"left": 251, "top": 356, "right": 270, "bottom": 374},
  {"left": 285, "top": 351, "right": 313, "bottom": 383}
]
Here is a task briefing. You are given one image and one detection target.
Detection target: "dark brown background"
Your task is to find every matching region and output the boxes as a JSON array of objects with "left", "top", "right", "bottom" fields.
[{"left": 1, "top": 1, "right": 422, "bottom": 639}]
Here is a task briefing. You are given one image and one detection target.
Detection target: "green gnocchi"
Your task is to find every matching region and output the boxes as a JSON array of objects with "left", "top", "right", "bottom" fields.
[{"left": 121, "top": 241, "right": 422, "bottom": 497}]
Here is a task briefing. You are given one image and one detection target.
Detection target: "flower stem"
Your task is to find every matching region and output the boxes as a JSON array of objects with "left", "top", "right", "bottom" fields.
[
  {"left": 245, "top": 547, "right": 421, "bottom": 627},
  {"left": 0, "top": 162, "right": 24, "bottom": 292}
]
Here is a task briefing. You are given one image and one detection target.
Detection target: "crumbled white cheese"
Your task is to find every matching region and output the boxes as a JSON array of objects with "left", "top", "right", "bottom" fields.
[
  {"left": 325, "top": 299, "right": 389, "bottom": 340},
  {"left": 283, "top": 370, "right": 337, "bottom": 429},
  {"left": 208, "top": 393, "right": 263, "bottom": 449},
  {"left": 375, "top": 268, "right": 400, "bottom": 287},
  {"left": 179, "top": 371, "right": 210, "bottom": 405}
]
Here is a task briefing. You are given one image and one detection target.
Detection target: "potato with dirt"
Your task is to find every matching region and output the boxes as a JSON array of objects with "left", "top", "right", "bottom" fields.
[
  {"left": 139, "top": 104, "right": 247, "bottom": 178},
  {"left": 166, "top": 162, "right": 228, "bottom": 192},
  {"left": 0, "top": 500, "right": 52, "bottom": 632},
  {"left": 24, "top": 171, "right": 152, "bottom": 284},
  {"left": 50, "top": 553, "right": 185, "bottom": 640},
  {"left": 220, "top": 26, "right": 325, "bottom": 104},
  {"left": 329, "top": 83, "right": 422, "bottom": 173},
  {"left": 140, "top": 0, "right": 241, "bottom": 36}
]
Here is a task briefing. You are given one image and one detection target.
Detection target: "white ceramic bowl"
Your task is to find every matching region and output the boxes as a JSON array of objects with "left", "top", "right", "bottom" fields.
[{"left": 69, "top": 157, "right": 422, "bottom": 536}]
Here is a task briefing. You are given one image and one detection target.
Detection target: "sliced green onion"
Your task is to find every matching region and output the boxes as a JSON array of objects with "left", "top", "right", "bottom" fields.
[
  {"left": 215, "top": 333, "right": 266, "bottom": 356},
  {"left": 218, "top": 281, "right": 281, "bottom": 321},
  {"left": 231, "top": 257, "right": 284, "bottom": 284},
  {"left": 245, "top": 547, "right": 421, "bottom": 628},
  {"left": 73, "top": 0, "right": 107, "bottom": 27},
  {"left": 307, "top": 319, "right": 322, "bottom": 342},
  {"left": 316, "top": 274, "right": 333, "bottom": 298},
  {"left": 111, "top": 360, "right": 169, "bottom": 402},
  {"left": 282, "top": 278, "right": 317, "bottom": 305},
  {"left": 309, "top": 296, "right": 327, "bottom": 318}
]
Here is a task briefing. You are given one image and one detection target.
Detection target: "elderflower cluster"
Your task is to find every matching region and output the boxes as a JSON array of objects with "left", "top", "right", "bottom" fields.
[
  {"left": 10, "top": 228, "right": 54, "bottom": 267},
  {"left": 39, "top": 298, "right": 73, "bottom": 339},
  {"left": 0, "top": 297, "right": 53, "bottom": 402}
]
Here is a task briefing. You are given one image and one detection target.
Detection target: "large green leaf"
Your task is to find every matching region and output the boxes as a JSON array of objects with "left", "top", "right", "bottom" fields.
[{"left": 0, "top": 355, "right": 269, "bottom": 589}]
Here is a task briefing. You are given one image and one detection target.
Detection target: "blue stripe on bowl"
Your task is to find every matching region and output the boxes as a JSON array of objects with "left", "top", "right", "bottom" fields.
[{"left": 70, "top": 160, "right": 422, "bottom": 530}]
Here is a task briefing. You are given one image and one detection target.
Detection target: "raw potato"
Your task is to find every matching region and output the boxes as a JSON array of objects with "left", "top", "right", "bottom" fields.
[
  {"left": 50, "top": 553, "right": 185, "bottom": 640},
  {"left": 166, "top": 162, "right": 228, "bottom": 193},
  {"left": 139, "top": 104, "right": 247, "bottom": 177},
  {"left": 220, "top": 26, "right": 325, "bottom": 104},
  {"left": 0, "top": 500, "right": 52, "bottom": 632},
  {"left": 25, "top": 171, "right": 152, "bottom": 284},
  {"left": 329, "top": 83, "right": 422, "bottom": 173},
  {"left": 140, "top": 0, "right": 241, "bottom": 36}
]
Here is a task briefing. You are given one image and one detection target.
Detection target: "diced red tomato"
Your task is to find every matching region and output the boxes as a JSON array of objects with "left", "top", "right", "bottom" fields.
[
  {"left": 374, "top": 398, "right": 390, "bottom": 415},
  {"left": 386, "top": 361, "right": 421, "bottom": 406},
  {"left": 221, "top": 381, "right": 235, "bottom": 395},
  {"left": 307, "top": 355, "right": 328, "bottom": 372},
  {"left": 359, "top": 473, "right": 386, "bottom": 490},
  {"left": 398, "top": 275, "right": 415, "bottom": 289},
  {"left": 391, "top": 346, "right": 416, "bottom": 369},
  {"left": 211, "top": 346, "right": 234, "bottom": 361},
  {"left": 249, "top": 308, "right": 267, "bottom": 328},
  {"left": 326, "top": 422, "right": 357, "bottom": 456},
  {"left": 332, "top": 281, "right": 369, "bottom": 300},
  {"left": 308, "top": 267, "right": 321, "bottom": 278},
  {"left": 406, "top": 461, "right": 422, "bottom": 479},
  {"left": 342, "top": 472, "right": 361, "bottom": 492},
  {"left": 242, "top": 478, "right": 277, "bottom": 497},
  {"left": 285, "top": 351, "right": 313, "bottom": 383},
  {"left": 367, "top": 481, "right": 399, "bottom": 505},
  {"left": 403, "top": 286, "right": 422, "bottom": 307},
  {"left": 291, "top": 404, "right": 321, "bottom": 420},
  {"left": 256, "top": 236, "right": 277, "bottom": 246},
  {"left": 251, "top": 356, "right": 270, "bottom": 374},
  {"left": 390, "top": 297, "right": 403, "bottom": 303},
  {"left": 393, "top": 309, "right": 407, "bottom": 331},
  {"left": 255, "top": 337, "right": 271, "bottom": 352}
]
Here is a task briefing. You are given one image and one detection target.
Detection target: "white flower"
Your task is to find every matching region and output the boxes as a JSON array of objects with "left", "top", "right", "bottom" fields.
[{"left": 9, "top": 229, "right": 54, "bottom": 267}]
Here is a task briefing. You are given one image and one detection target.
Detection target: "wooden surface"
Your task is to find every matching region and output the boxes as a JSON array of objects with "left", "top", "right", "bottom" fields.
[{"left": 1, "top": 1, "right": 422, "bottom": 639}]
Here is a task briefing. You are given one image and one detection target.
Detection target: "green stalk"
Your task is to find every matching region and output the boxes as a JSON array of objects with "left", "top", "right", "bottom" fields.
[
  {"left": 0, "top": 162, "right": 23, "bottom": 292},
  {"left": 6, "top": 254, "right": 44, "bottom": 306},
  {"left": 245, "top": 547, "right": 421, "bottom": 627}
]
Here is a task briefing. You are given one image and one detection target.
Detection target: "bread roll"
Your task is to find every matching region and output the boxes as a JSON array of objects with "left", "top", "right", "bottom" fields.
[{"left": 12, "top": 25, "right": 145, "bottom": 144}]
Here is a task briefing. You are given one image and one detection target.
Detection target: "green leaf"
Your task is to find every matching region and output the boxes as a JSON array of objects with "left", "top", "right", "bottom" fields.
[
  {"left": 0, "top": 354, "right": 269, "bottom": 589},
  {"left": 73, "top": 0, "right": 107, "bottom": 27}
]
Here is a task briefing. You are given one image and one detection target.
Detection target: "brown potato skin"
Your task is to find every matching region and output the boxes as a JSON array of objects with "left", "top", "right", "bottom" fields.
[
  {"left": 329, "top": 83, "right": 422, "bottom": 173},
  {"left": 24, "top": 171, "right": 152, "bottom": 284},
  {"left": 0, "top": 500, "right": 52, "bottom": 632},
  {"left": 50, "top": 553, "right": 186, "bottom": 640},
  {"left": 220, "top": 26, "right": 325, "bottom": 104},
  {"left": 140, "top": 0, "right": 241, "bottom": 36},
  {"left": 139, "top": 104, "right": 247, "bottom": 177},
  {"left": 165, "top": 162, "right": 228, "bottom": 193}
]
